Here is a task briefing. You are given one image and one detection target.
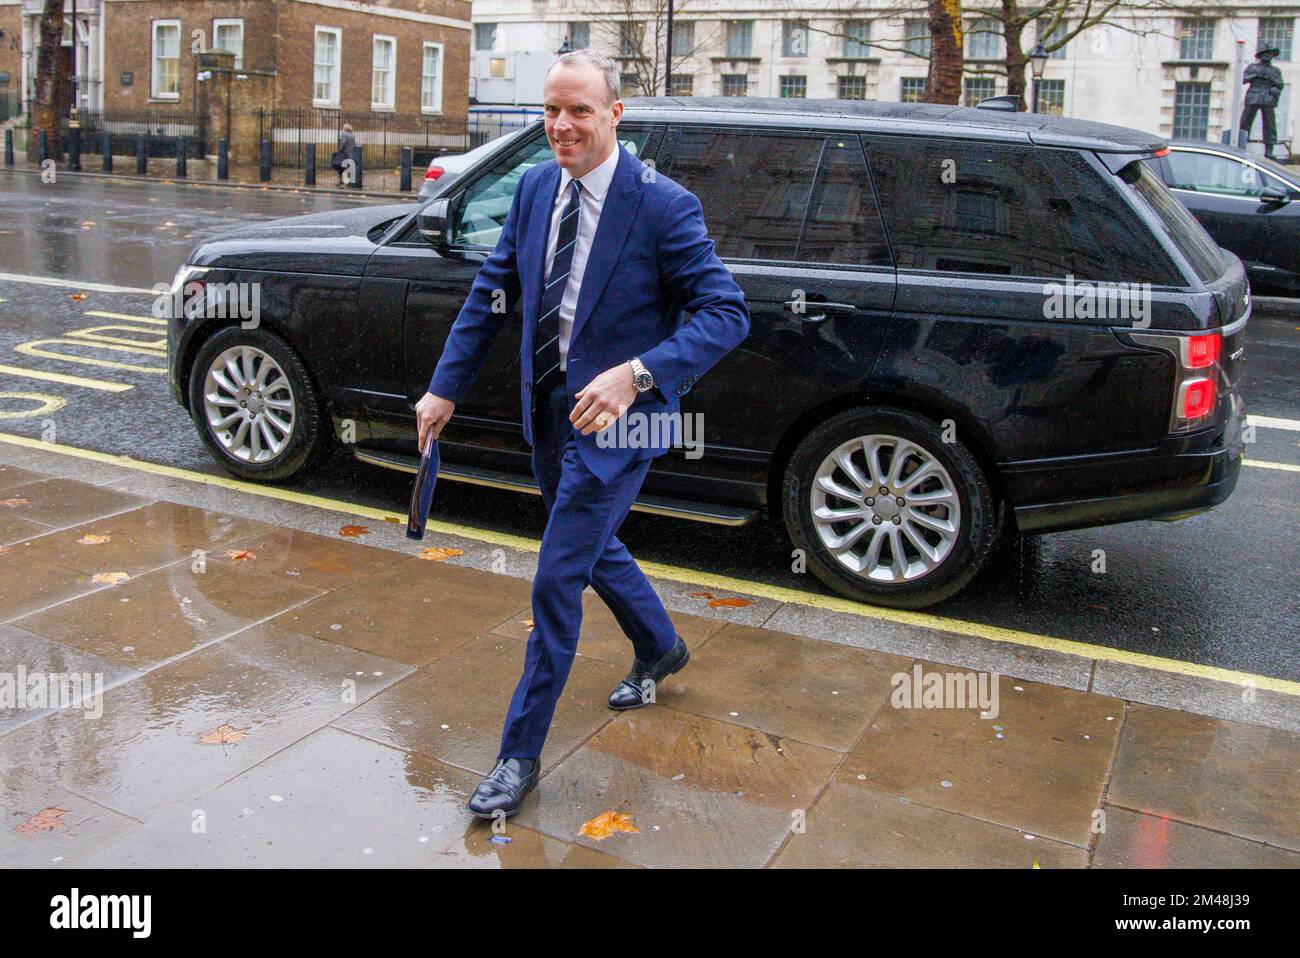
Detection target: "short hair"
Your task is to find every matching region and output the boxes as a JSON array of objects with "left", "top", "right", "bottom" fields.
[
  {"left": 342, "top": 123, "right": 353, "bottom": 132},
  {"left": 546, "top": 48, "right": 621, "bottom": 105}
]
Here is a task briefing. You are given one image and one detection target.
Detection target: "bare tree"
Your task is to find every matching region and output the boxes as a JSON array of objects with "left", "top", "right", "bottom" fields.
[
  {"left": 564, "top": 0, "right": 722, "bottom": 96},
  {"left": 32, "top": 0, "right": 65, "bottom": 154}
]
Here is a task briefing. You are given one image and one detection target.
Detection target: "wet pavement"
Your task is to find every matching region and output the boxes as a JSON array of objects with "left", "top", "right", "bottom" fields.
[{"left": 1, "top": 451, "right": 1297, "bottom": 868}]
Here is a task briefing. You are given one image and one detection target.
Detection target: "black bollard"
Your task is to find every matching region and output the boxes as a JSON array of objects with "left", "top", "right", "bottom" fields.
[
  {"left": 176, "top": 136, "right": 187, "bottom": 178},
  {"left": 136, "top": 134, "right": 147, "bottom": 174},
  {"left": 102, "top": 130, "right": 112, "bottom": 172},
  {"left": 67, "top": 125, "right": 81, "bottom": 172},
  {"left": 350, "top": 145, "right": 363, "bottom": 190},
  {"left": 400, "top": 146, "right": 411, "bottom": 192},
  {"left": 4, "top": 129, "right": 13, "bottom": 167},
  {"left": 259, "top": 140, "right": 271, "bottom": 182},
  {"left": 38, "top": 129, "right": 48, "bottom": 164},
  {"left": 304, "top": 143, "right": 316, "bottom": 187},
  {"left": 217, "top": 138, "right": 228, "bottom": 180}
]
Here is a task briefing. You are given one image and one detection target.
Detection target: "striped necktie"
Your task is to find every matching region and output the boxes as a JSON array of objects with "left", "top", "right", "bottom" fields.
[{"left": 534, "top": 178, "right": 582, "bottom": 393}]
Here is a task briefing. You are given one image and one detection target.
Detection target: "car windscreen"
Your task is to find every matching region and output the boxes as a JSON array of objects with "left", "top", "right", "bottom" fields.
[{"left": 1118, "top": 160, "right": 1226, "bottom": 283}]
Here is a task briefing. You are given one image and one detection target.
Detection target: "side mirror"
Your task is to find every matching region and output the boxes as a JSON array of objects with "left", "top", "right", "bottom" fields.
[
  {"left": 417, "top": 198, "right": 454, "bottom": 252},
  {"left": 1260, "top": 184, "right": 1290, "bottom": 206}
]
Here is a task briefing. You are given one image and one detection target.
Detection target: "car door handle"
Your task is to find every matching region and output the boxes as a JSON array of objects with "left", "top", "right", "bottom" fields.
[{"left": 783, "top": 300, "right": 858, "bottom": 323}]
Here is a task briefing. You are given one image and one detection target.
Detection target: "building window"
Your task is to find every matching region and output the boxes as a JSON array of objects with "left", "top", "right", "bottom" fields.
[
  {"left": 569, "top": 22, "right": 589, "bottom": 49},
  {"left": 1179, "top": 19, "right": 1215, "bottom": 61},
  {"left": 967, "top": 17, "right": 1001, "bottom": 61},
  {"left": 838, "top": 75, "right": 867, "bottom": 100},
  {"left": 900, "top": 77, "right": 926, "bottom": 102},
  {"left": 1036, "top": 17, "right": 1067, "bottom": 59},
  {"left": 722, "top": 73, "right": 748, "bottom": 96},
  {"left": 783, "top": 20, "right": 809, "bottom": 57},
  {"left": 779, "top": 75, "right": 807, "bottom": 98},
  {"left": 620, "top": 72, "right": 641, "bottom": 96},
  {"left": 904, "top": 19, "right": 931, "bottom": 58},
  {"left": 212, "top": 18, "right": 244, "bottom": 69},
  {"left": 489, "top": 57, "right": 506, "bottom": 78},
  {"left": 726, "top": 20, "right": 753, "bottom": 57},
  {"left": 672, "top": 21, "right": 694, "bottom": 57},
  {"left": 372, "top": 35, "right": 395, "bottom": 109},
  {"left": 1172, "top": 81, "right": 1211, "bottom": 139},
  {"left": 475, "top": 23, "right": 496, "bottom": 52},
  {"left": 670, "top": 74, "right": 693, "bottom": 96},
  {"left": 422, "top": 42, "right": 443, "bottom": 113},
  {"left": 844, "top": 20, "right": 871, "bottom": 58},
  {"left": 314, "top": 27, "right": 341, "bottom": 105},
  {"left": 963, "top": 75, "right": 996, "bottom": 105},
  {"left": 620, "top": 22, "right": 644, "bottom": 57},
  {"left": 151, "top": 20, "right": 180, "bottom": 99},
  {"left": 1258, "top": 18, "right": 1293, "bottom": 60},
  {"left": 1037, "top": 78, "right": 1065, "bottom": 115}
]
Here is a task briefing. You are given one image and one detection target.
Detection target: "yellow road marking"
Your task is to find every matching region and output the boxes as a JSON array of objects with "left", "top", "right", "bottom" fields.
[
  {"left": 0, "top": 363, "right": 133, "bottom": 392},
  {"left": 84, "top": 310, "right": 167, "bottom": 327},
  {"left": 66, "top": 326, "right": 168, "bottom": 350},
  {"left": 0, "top": 393, "right": 67, "bottom": 419},
  {"left": 1245, "top": 459, "right": 1300, "bottom": 473},
  {"left": 14, "top": 340, "right": 166, "bottom": 374},
  {"left": 0, "top": 272, "right": 156, "bottom": 295},
  {"left": 0, "top": 429, "right": 1295, "bottom": 698}
]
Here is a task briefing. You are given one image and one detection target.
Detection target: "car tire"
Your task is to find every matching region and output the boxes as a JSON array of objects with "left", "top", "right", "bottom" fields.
[
  {"left": 781, "top": 406, "right": 999, "bottom": 609},
  {"left": 188, "top": 326, "right": 333, "bottom": 482}
]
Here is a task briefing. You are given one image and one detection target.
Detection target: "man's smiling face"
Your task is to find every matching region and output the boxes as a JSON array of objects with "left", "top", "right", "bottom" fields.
[{"left": 543, "top": 62, "right": 623, "bottom": 178}]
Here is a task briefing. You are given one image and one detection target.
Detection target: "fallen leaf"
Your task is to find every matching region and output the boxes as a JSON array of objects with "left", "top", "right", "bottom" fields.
[
  {"left": 708, "top": 597, "right": 751, "bottom": 609},
  {"left": 221, "top": 549, "right": 257, "bottom": 562},
  {"left": 15, "top": 806, "right": 69, "bottom": 834},
  {"left": 77, "top": 534, "right": 111, "bottom": 545},
  {"left": 521, "top": 618, "right": 534, "bottom": 629},
  {"left": 579, "top": 809, "right": 639, "bottom": 841},
  {"left": 417, "top": 546, "right": 463, "bottom": 561},
  {"left": 199, "top": 723, "right": 249, "bottom": 745},
  {"left": 1, "top": 497, "right": 30, "bottom": 507},
  {"left": 69, "top": 293, "right": 87, "bottom": 301},
  {"left": 91, "top": 571, "right": 129, "bottom": 585},
  {"left": 0, "top": 546, "right": 9, "bottom": 557},
  {"left": 338, "top": 525, "right": 370, "bottom": 538}
]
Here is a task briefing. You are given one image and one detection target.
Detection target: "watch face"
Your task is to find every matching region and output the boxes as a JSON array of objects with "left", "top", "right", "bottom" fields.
[{"left": 635, "top": 372, "right": 653, "bottom": 391}]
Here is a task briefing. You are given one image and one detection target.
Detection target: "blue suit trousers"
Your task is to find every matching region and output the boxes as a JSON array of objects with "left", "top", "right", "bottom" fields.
[{"left": 497, "top": 381, "right": 678, "bottom": 760}]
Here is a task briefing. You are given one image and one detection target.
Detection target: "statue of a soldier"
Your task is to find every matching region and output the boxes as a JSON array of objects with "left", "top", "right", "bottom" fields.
[{"left": 1240, "top": 46, "right": 1284, "bottom": 159}]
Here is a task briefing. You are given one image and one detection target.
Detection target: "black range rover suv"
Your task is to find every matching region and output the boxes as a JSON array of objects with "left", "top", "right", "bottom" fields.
[{"left": 167, "top": 98, "right": 1248, "bottom": 609}]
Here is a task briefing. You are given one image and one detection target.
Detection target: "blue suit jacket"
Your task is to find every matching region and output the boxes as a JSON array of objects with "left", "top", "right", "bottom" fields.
[{"left": 426, "top": 143, "right": 751, "bottom": 484}]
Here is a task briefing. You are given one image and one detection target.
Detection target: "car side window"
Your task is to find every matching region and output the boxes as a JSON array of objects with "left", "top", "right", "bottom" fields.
[
  {"left": 864, "top": 137, "right": 1179, "bottom": 283},
  {"left": 662, "top": 129, "right": 821, "bottom": 261},
  {"left": 1165, "top": 151, "right": 1274, "bottom": 198},
  {"left": 799, "top": 137, "right": 892, "bottom": 267},
  {"left": 452, "top": 127, "right": 656, "bottom": 248}
]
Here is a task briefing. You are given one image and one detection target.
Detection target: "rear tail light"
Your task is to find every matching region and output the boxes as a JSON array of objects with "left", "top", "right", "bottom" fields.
[
  {"left": 424, "top": 166, "right": 444, "bottom": 180},
  {"left": 1128, "top": 329, "right": 1223, "bottom": 433}
]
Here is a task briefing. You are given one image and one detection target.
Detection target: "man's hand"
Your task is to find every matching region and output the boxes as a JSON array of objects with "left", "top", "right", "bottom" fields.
[
  {"left": 571, "top": 363, "right": 638, "bottom": 436},
  {"left": 416, "top": 392, "right": 455, "bottom": 453}
]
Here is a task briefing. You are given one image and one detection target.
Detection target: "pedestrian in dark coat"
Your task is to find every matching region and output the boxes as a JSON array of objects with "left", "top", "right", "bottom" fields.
[{"left": 332, "top": 124, "right": 357, "bottom": 185}]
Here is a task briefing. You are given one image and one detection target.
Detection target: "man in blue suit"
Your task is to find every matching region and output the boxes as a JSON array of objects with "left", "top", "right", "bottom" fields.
[{"left": 416, "top": 49, "right": 750, "bottom": 819}]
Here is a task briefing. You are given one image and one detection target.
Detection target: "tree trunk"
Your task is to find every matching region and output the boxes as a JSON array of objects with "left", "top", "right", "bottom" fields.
[
  {"left": 925, "top": 0, "right": 964, "bottom": 104},
  {"left": 32, "top": 0, "right": 66, "bottom": 156},
  {"left": 1001, "top": 1, "right": 1028, "bottom": 110}
]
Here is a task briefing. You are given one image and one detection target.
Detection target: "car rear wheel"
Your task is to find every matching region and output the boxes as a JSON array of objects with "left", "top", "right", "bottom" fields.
[
  {"left": 188, "top": 327, "right": 332, "bottom": 482},
  {"left": 782, "top": 407, "right": 999, "bottom": 609}
]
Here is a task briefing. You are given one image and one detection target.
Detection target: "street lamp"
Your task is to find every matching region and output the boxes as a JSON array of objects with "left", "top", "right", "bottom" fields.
[{"left": 1029, "top": 41, "right": 1048, "bottom": 114}]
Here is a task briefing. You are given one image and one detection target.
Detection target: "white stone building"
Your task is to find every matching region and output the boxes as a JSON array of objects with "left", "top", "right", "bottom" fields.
[{"left": 468, "top": 2, "right": 1299, "bottom": 157}]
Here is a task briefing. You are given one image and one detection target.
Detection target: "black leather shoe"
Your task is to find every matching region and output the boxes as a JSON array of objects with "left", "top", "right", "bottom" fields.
[
  {"left": 466, "top": 757, "right": 539, "bottom": 819},
  {"left": 608, "top": 636, "right": 690, "bottom": 711}
]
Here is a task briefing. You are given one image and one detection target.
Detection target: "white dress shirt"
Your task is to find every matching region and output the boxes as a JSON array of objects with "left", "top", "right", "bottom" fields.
[{"left": 543, "top": 142, "right": 621, "bottom": 371}]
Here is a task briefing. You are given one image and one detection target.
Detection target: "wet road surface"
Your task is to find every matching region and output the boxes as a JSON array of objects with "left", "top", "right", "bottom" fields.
[{"left": 0, "top": 170, "right": 1296, "bottom": 682}]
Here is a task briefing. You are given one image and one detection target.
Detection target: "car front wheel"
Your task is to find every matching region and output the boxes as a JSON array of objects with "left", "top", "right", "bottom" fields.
[
  {"left": 188, "top": 327, "right": 332, "bottom": 482},
  {"left": 782, "top": 407, "right": 999, "bottom": 609}
]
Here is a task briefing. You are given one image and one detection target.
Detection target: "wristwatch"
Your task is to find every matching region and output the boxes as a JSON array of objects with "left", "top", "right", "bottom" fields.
[{"left": 628, "top": 357, "right": 655, "bottom": 393}]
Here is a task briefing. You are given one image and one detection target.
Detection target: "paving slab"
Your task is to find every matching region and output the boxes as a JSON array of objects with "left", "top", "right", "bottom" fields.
[
  {"left": 0, "top": 476, "right": 153, "bottom": 528},
  {"left": 0, "top": 773, "right": 141, "bottom": 868},
  {"left": 1092, "top": 806, "right": 1300, "bottom": 868}
]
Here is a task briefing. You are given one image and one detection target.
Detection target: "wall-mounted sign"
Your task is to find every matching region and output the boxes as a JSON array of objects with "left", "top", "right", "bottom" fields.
[{"left": 120, "top": 72, "right": 133, "bottom": 86}]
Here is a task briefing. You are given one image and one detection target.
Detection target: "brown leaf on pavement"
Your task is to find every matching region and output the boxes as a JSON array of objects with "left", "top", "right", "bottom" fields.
[
  {"left": 221, "top": 549, "right": 257, "bottom": 562},
  {"left": 91, "top": 571, "right": 130, "bottom": 585},
  {"left": 579, "top": 809, "right": 639, "bottom": 841},
  {"left": 338, "top": 525, "right": 370, "bottom": 538},
  {"left": 417, "top": 546, "right": 463, "bottom": 561},
  {"left": 708, "top": 597, "right": 751, "bottom": 609},
  {"left": 1, "top": 497, "right": 29, "bottom": 508},
  {"left": 199, "top": 723, "right": 249, "bottom": 745},
  {"left": 15, "top": 806, "right": 69, "bottom": 834},
  {"left": 69, "top": 293, "right": 87, "bottom": 301},
  {"left": 77, "top": 534, "right": 111, "bottom": 545}
]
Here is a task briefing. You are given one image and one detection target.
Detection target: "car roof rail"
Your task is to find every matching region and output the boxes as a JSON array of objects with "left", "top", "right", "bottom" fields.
[{"left": 975, "top": 95, "right": 1022, "bottom": 112}]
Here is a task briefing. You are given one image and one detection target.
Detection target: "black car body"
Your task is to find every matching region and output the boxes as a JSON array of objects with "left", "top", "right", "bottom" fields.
[
  {"left": 168, "top": 98, "right": 1248, "bottom": 608},
  {"left": 1146, "top": 141, "right": 1300, "bottom": 294}
]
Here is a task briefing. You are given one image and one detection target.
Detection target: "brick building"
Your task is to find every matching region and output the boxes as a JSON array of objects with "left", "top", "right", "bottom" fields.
[{"left": 7, "top": 0, "right": 470, "bottom": 119}]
